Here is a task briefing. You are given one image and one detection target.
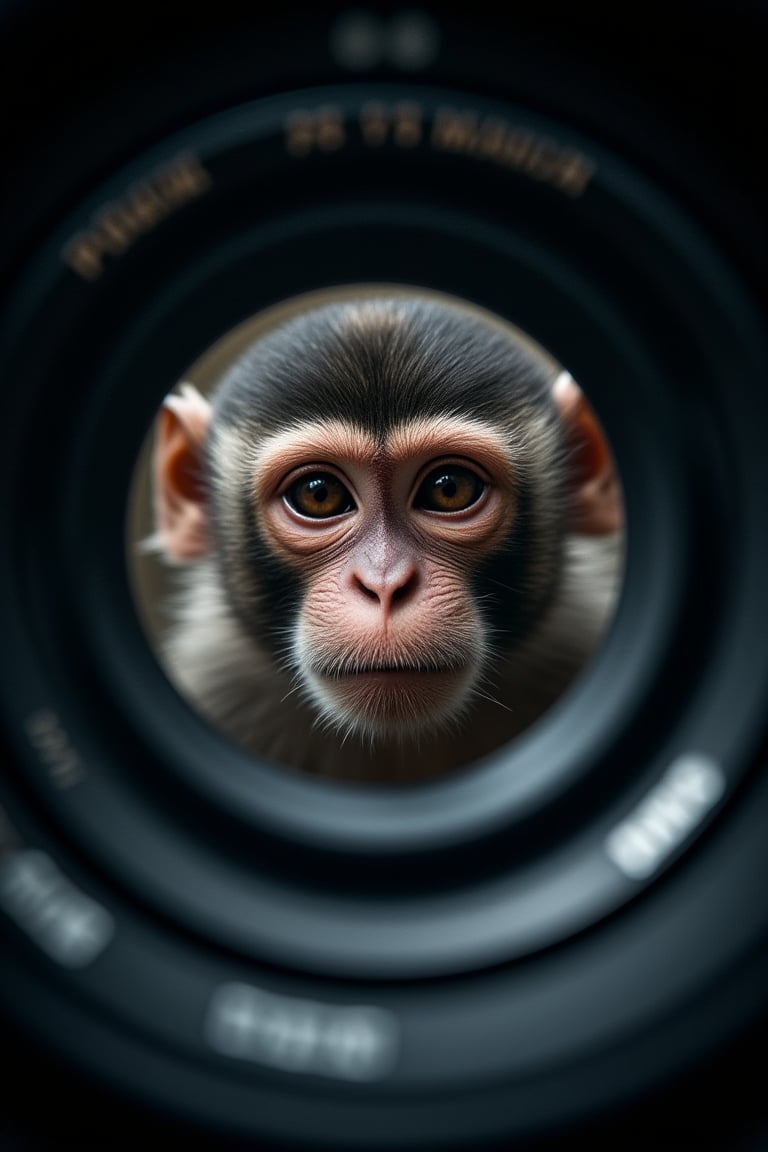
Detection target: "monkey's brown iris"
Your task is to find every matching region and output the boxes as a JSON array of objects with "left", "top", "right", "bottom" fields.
[
  {"left": 286, "top": 472, "right": 355, "bottom": 518},
  {"left": 416, "top": 466, "right": 485, "bottom": 513}
]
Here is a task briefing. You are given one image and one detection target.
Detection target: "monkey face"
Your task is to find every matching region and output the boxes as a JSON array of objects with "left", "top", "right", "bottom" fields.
[
  {"left": 253, "top": 415, "right": 517, "bottom": 742},
  {"left": 151, "top": 297, "right": 622, "bottom": 765}
]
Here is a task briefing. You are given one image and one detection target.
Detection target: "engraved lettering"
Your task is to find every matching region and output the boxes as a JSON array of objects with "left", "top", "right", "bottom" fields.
[
  {"left": 358, "top": 100, "right": 423, "bottom": 149},
  {"left": 522, "top": 139, "right": 562, "bottom": 181},
  {"left": 473, "top": 119, "right": 510, "bottom": 163},
  {"left": 392, "top": 101, "right": 422, "bottom": 148},
  {"left": 553, "top": 150, "right": 596, "bottom": 196},
  {"left": 497, "top": 129, "right": 534, "bottom": 168},
  {"left": 606, "top": 754, "right": 726, "bottom": 880},
  {"left": 285, "top": 112, "right": 316, "bottom": 157},
  {"left": 316, "top": 106, "right": 346, "bottom": 152},
  {"left": 206, "top": 982, "right": 399, "bottom": 1081},
  {"left": 24, "top": 708, "right": 84, "bottom": 788},
  {"left": 431, "top": 109, "right": 479, "bottom": 154},
  {"left": 285, "top": 101, "right": 594, "bottom": 196},
  {"left": 430, "top": 106, "right": 595, "bottom": 196},
  {"left": 130, "top": 185, "right": 167, "bottom": 228},
  {"left": 156, "top": 155, "right": 212, "bottom": 199},
  {"left": 96, "top": 207, "right": 134, "bottom": 254},
  {"left": 0, "top": 849, "right": 114, "bottom": 967},
  {"left": 285, "top": 107, "right": 346, "bottom": 157},
  {"left": 63, "top": 237, "right": 104, "bottom": 282},
  {"left": 360, "top": 101, "right": 390, "bottom": 146},
  {"left": 61, "top": 153, "right": 212, "bottom": 281}
]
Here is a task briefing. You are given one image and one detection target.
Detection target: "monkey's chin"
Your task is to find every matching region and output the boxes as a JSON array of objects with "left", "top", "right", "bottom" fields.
[{"left": 305, "top": 666, "right": 477, "bottom": 745}]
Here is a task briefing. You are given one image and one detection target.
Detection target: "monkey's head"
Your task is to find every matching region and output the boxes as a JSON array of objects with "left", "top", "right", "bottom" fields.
[{"left": 152, "top": 299, "right": 620, "bottom": 746}]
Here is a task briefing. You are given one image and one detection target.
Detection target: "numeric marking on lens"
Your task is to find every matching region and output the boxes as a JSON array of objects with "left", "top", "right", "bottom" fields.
[
  {"left": 283, "top": 99, "right": 595, "bottom": 198},
  {"left": 605, "top": 754, "right": 726, "bottom": 880},
  {"left": 0, "top": 849, "right": 114, "bottom": 968},
  {"left": 285, "top": 107, "right": 347, "bottom": 157},
  {"left": 24, "top": 708, "right": 85, "bottom": 788},
  {"left": 206, "top": 982, "right": 399, "bottom": 1081},
  {"left": 360, "top": 101, "right": 423, "bottom": 148}
]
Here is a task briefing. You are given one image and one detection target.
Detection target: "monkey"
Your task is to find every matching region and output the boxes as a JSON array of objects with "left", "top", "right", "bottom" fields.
[{"left": 146, "top": 297, "right": 623, "bottom": 783}]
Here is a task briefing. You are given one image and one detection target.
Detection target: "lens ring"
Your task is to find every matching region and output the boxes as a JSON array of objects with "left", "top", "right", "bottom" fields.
[{"left": 1, "top": 82, "right": 767, "bottom": 1147}]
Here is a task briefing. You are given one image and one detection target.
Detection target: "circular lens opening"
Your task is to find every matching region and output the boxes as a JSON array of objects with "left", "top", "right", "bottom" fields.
[{"left": 126, "top": 286, "right": 625, "bottom": 787}]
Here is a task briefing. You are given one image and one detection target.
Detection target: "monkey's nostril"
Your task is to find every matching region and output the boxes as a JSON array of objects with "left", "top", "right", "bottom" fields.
[
  {"left": 391, "top": 572, "right": 417, "bottom": 602},
  {"left": 353, "top": 575, "right": 382, "bottom": 603},
  {"left": 350, "top": 573, "right": 382, "bottom": 603},
  {"left": 351, "top": 568, "right": 418, "bottom": 608}
]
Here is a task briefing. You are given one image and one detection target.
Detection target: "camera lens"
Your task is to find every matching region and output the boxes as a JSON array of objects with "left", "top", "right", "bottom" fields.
[{"left": 1, "top": 5, "right": 766, "bottom": 1149}]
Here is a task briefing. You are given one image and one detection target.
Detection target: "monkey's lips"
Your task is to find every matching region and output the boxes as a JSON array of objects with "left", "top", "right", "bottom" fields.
[
  {"left": 313, "top": 662, "right": 473, "bottom": 729},
  {"left": 321, "top": 663, "right": 464, "bottom": 683}
]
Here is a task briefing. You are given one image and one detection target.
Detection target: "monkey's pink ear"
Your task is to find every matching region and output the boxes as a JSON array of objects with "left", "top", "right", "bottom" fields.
[
  {"left": 152, "top": 383, "right": 213, "bottom": 560},
  {"left": 553, "top": 372, "right": 623, "bottom": 536}
]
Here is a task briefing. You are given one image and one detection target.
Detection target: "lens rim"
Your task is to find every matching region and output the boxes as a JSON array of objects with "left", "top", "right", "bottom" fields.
[{"left": 1, "top": 82, "right": 767, "bottom": 1145}]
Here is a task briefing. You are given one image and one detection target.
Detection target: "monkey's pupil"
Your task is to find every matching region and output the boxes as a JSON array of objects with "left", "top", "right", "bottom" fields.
[
  {"left": 417, "top": 466, "right": 484, "bottom": 512},
  {"left": 287, "top": 473, "right": 354, "bottom": 518}
]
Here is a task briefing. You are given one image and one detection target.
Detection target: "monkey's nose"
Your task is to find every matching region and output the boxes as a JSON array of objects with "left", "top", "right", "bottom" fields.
[{"left": 349, "top": 563, "right": 420, "bottom": 615}]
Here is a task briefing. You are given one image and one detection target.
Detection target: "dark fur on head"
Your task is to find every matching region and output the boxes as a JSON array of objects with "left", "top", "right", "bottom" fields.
[{"left": 212, "top": 298, "right": 555, "bottom": 435}]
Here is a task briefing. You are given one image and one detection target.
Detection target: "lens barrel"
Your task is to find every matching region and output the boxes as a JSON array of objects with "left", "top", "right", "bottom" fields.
[{"left": 1, "top": 6, "right": 766, "bottom": 1149}]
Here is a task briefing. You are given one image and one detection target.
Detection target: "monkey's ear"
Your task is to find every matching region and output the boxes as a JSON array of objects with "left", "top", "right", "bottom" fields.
[
  {"left": 152, "top": 383, "right": 213, "bottom": 560},
  {"left": 553, "top": 372, "right": 623, "bottom": 536}
]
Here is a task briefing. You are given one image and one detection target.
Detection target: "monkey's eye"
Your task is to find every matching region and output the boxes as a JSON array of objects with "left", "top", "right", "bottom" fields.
[
  {"left": 284, "top": 472, "right": 356, "bottom": 519},
  {"left": 415, "top": 465, "right": 486, "bottom": 513}
]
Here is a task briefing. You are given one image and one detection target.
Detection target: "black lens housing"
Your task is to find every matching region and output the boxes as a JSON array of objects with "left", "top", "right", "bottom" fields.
[{"left": 1, "top": 5, "right": 766, "bottom": 1150}]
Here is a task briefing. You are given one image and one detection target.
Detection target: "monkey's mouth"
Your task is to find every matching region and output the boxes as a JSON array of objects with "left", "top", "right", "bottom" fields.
[
  {"left": 307, "top": 659, "right": 475, "bottom": 735},
  {"left": 319, "top": 662, "right": 465, "bottom": 679}
]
